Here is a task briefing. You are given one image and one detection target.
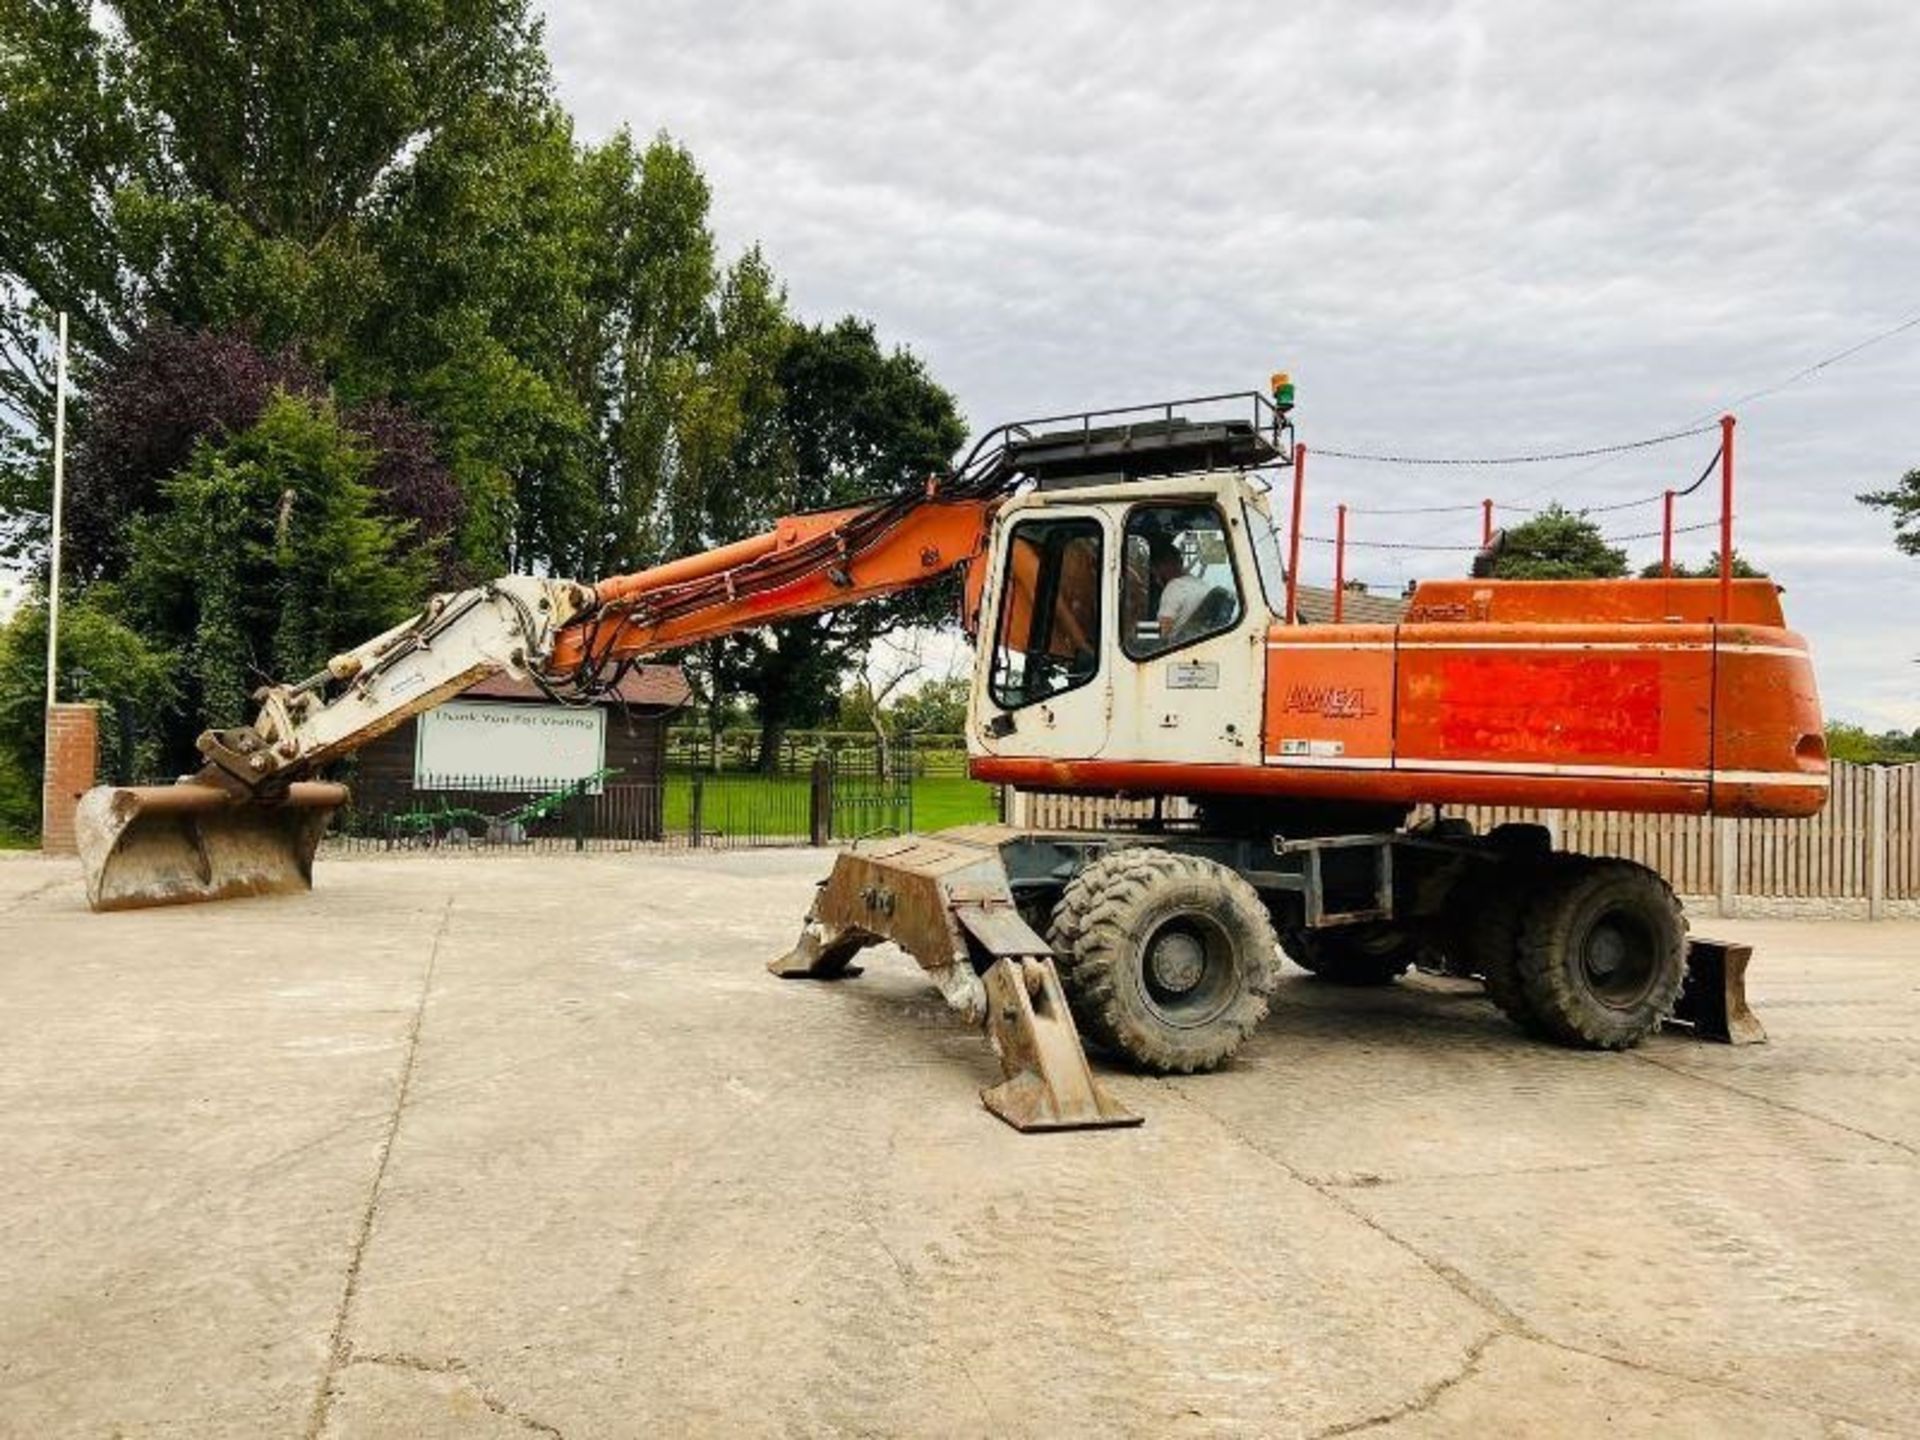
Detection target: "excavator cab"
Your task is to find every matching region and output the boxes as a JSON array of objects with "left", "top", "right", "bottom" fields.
[{"left": 970, "top": 472, "right": 1275, "bottom": 775}]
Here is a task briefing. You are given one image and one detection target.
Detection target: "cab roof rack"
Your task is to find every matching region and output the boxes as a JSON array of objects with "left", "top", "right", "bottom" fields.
[
  {"left": 948, "top": 390, "right": 1293, "bottom": 496},
  {"left": 1014, "top": 415, "right": 1281, "bottom": 488}
]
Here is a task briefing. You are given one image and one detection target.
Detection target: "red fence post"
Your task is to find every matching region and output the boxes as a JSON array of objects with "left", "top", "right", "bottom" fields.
[
  {"left": 1662, "top": 489, "right": 1675, "bottom": 578},
  {"left": 1333, "top": 502, "right": 1347, "bottom": 624},
  {"left": 1719, "top": 414, "right": 1736, "bottom": 619},
  {"left": 1481, "top": 497, "right": 1493, "bottom": 548},
  {"left": 1285, "top": 443, "right": 1306, "bottom": 625}
]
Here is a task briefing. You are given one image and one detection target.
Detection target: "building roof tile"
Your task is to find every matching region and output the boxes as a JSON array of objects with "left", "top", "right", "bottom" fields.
[
  {"left": 462, "top": 666, "right": 691, "bottom": 710},
  {"left": 1292, "top": 583, "right": 1410, "bottom": 626}
]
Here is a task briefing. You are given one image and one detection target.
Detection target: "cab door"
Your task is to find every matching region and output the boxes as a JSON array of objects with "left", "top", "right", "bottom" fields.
[
  {"left": 1104, "top": 499, "right": 1265, "bottom": 768},
  {"left": 970, "top": 506, "right": 1113, "bottom": 761}
]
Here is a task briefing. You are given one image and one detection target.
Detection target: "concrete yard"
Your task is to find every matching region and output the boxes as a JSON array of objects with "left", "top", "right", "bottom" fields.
[{"left": 1, "top": 849, "right": 1915, "bottom": 1438}]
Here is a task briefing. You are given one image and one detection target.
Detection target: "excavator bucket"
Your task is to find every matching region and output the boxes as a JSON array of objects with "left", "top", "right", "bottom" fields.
[{"left": 74, "top": 780, "right": 349, "bottom": 912}]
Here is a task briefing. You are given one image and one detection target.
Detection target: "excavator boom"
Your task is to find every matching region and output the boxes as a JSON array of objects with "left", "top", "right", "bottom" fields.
[{"left": 75, "top": 487, "right": 1001, "bottom": 908}]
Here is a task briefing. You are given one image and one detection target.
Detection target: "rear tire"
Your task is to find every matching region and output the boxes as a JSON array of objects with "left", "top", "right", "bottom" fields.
[
  {"left": 1280, "top": 925, "right": 1417, "bottom": 985},
  {"left": 1516, "top": 858, "right": 1687, "bottom": 1049},
  {"left": 1048, "top": 848, "right": 1278, "bottom": 1074},
  {"left": 1464, "top": 857, "right": 1564, "bottom": 1033},
  {"left": 1469, "top": 882, "right": 1533, "bottom": 1030},
  {"left": 1452, "top": 829, "right": 1561, "bottom": 1032}
]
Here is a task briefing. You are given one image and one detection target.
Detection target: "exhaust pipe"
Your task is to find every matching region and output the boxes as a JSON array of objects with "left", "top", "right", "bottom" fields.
[{"left": 75, "top": 779, "right": 348, "bottom": 912}]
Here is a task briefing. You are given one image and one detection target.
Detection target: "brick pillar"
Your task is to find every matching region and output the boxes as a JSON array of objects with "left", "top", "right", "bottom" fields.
[{"left": 40, "top": 703, "right": 100, "bottom": 855}]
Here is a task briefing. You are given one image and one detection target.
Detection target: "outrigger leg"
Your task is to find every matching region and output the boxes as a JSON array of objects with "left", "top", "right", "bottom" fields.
[{"left": 772, "top": 830, "right": 1140, "bottom": 1132}]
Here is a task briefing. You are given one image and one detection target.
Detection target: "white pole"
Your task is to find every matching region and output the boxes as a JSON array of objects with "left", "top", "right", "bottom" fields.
[{"left": 44, "top": 311, "right": 68, "bottom": 709}]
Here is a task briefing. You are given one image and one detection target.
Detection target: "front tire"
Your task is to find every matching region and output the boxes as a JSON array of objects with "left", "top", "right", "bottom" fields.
[
  {"left": 1048, "top": 848, "right": 1278, "bottom": 1074},
  {"left": 1516, "top": 859, "right": 1687, "bottom": 1049}
]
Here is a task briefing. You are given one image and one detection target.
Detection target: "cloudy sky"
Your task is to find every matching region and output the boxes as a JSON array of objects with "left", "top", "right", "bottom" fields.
[{"left": 544, "top": 0, "right": 1919, "bottom": 726}]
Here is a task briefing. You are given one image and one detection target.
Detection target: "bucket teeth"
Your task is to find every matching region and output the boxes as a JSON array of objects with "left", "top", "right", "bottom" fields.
[{"left": 75, "top": 780, "right": 347, "bottom": 912}]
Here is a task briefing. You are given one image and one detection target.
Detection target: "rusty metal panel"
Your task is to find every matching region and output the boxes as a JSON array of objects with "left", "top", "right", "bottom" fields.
[{"left": 953, "top": 902, "right": 1049, "bottom": 960}]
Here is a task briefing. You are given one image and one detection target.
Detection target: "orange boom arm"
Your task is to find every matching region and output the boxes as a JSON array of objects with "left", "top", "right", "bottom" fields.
[{"left": 547, "top": 495, "right": 1001, "bottom": 676}]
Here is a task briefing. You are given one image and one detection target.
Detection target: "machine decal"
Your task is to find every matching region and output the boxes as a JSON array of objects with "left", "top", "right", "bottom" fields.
[
  {"left": 1281, "top": 684, "right": 1377, "bottom": 720},
  {"left": 1166, "top": 660, "right": 1221, "bottom": 689},
  {"left": 1278, "top": 738, "right": 1346, "bottom": 758}
]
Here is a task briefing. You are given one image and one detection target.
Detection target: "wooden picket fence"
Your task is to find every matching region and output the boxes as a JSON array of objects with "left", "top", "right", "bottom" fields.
[{"left": 1014, "top": 762, "right": 1918, "bottom": 916}]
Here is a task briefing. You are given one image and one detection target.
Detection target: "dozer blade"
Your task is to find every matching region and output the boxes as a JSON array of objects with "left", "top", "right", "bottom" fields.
[{"left": 75, "top": 780, "right": 348, "bottom": 912}]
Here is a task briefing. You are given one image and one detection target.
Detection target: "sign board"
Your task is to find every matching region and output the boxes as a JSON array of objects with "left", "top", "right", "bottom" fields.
[
  {"left": 415, "top": 700, "right": 607, "bottom": 791},
  {"left": 1166, "top": 660, "right": 1221, "bottom": 690}
]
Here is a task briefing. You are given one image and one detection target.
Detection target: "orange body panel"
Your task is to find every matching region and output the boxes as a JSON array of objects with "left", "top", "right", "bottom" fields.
[
  {"left": 1404, "top": 576, "right": 1787, "bottom": 627},
  {"left": 1260, "top": 634, "right": 1395, "bottom": 765},
  {"left": 977, "top": 578, "right": 1826, "bottom": 820}
]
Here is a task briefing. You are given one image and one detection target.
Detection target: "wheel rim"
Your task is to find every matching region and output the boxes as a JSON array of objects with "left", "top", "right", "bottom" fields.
[
  {"left": 1139, "top": 914, "right": 1239, "bottom": 1028},
  {"left": 1578, "top": 907, "right": 1659, "bottom": 1009}
]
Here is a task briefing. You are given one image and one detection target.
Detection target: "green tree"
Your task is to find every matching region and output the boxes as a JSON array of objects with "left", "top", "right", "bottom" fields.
[
  {"left": 720, "top": 319, "right": 966, "bottom": 770},
  {"left": 122, "top": 391, "right": 430, "bottom": 763},
  {"left": 351, "top": 99, "right": 602, "bottom": 576},
  {"left": 1, "top": 3, "right": 975, "bottom": 782},
  {"left": 1637, "top": 550, "right": 1765, "bottom": 579},
  {"left": 1859, "top": 469, "right": 1920, "bottom": 557},
  {"left": 0, "top": 0, "right": 551, "bottom": 565},
  {"left": 666, "top": 247, "right": 795, "bottom": 751},
  {"left": 1824, "top": 722, "right": 1920, "bottom": 765},
  {"left": 1488, "top": 504, "right": 1628, "bottom": 580},
  {"left": 891, "top": 676, "right": 970, "bottom": 736},
  {"left": 0, "top": 0, "right": 148, "bottom": 558},
  {"left": 0, "top": 595, "right": 177, "bottom": 834},
  {"left": 354, "top": 118, "right": 724, "bottom": 579},
  {"left": 589, "top": 133, "right": 717, "bottom": 578}
]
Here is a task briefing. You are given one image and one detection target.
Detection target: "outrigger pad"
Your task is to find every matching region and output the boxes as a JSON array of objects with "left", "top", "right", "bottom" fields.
[
  {"left": 769, "top": 830, "right": 1142, "bottom": 1131},
  {"left": 979, "top": 956, "right": 1141, "bottom": 1132},
  {"left": 1671, "top": 938, "right": 1766, "bottom": 1044}
]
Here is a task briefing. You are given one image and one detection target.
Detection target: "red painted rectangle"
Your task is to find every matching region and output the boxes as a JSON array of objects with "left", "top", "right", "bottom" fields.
[{"left": 1423, "top": 654, "right": 1663, "bottom": 760}]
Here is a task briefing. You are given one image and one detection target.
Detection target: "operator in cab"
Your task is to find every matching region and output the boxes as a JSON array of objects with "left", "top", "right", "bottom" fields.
[{"left": 1149, "top": 537, "right": 1206, "bottom": 644}]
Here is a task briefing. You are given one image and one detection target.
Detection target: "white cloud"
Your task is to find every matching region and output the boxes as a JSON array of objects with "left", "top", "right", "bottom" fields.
[{"left": 542, "top": 0, "right": 1920, "bottom": 727}]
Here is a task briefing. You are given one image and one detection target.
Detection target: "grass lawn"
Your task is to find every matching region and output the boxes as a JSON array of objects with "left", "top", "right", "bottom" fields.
[
  {"left": 908, "top": 776, "right": 1002, "bottom": 830},
  {"left": 657, "top": 772, "right": 998, "bottom": 840}
]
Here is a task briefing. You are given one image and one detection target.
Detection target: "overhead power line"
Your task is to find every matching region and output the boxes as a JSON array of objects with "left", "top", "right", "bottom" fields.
[
  {"left": 1496, "top": 304, "right": 1920, "bottom": 508},
  {"left": 1312, "top": 421, "right": 1716, "bottom": 468},
  {"left": 1702, "top": 308, "right": 1920, "bottom": 418},
  {"left": 1317, "top": 303, "right": 1920, "bottom": 512}
]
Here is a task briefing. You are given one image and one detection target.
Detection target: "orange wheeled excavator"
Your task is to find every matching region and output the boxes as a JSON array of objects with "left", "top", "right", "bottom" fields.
[{"left": 76, "top": 386, "right": 1825, "bottom": 1130}]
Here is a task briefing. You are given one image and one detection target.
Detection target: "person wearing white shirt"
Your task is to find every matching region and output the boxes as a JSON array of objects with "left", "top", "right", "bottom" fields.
[{"left": 1150, "top": 538, "right": 1206, "bottom": 643}]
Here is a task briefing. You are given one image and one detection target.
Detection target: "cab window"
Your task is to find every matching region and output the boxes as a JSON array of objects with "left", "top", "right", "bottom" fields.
[
  {"left": 1121, "top": 504, "right": 1244, "bottom": 659},
  {"left": 989, "top": 516, "right": 1103, "bottom": 710}
]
